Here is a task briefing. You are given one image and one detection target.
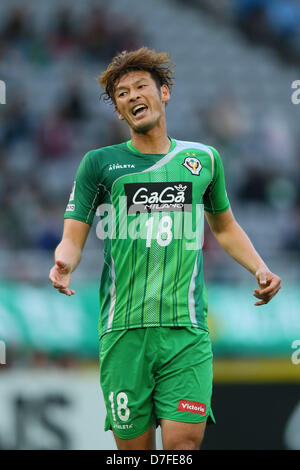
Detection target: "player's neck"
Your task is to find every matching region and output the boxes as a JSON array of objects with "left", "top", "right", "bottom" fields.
[{"left": 130, "top": 126, "right": 171, "bottom": 155}]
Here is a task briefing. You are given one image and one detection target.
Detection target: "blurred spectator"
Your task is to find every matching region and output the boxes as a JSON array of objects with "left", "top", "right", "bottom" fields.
[
  {"left": 79, "top": 7, "right": 142, "bottom": 61},
  {"left": 48, "top": 8, "right": 78, "bottom": 56},
  {"left": 79, "top": 7, "right": 114, "bottom": 61},
  {"left": 59, "top": 82, "right": 87, "bottom": 122},
  {"left": 2, "top": 96, "right": 33, "bottom": 147},
  {"left": 37, "top": 109, "right": 73, "bottom": 159},
  {"left": 0, "top": 6, "right": 47, "bottom": 63},
  {"left": 1, "top": 7, "right": 33, "bottom": 45},
  {"left": 234, "top": 0, "right": 300, "bottom": 62},
  {"left": 237, "top": 162, "right": 272, "bottom": 202},
  {"left": 235, "top": 0, "right": 274, "bottom": 44},
  {"left": 34, "top": 202, "right": 62, "bottom": 251},
  {"left": 200, "top": 94, "right": 246, "bottom": 146},
  {"left": 0, "top": 4, "right": 143, "bottom": 64},
  {"left": 188, "top": 0, "right": 300, "bottom": 64},
  {"left": 108, "top": 19, "right": 142, "bottom": 56}
]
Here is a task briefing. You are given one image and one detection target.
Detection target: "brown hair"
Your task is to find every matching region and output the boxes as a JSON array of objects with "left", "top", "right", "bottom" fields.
[{"left": 98, "top": 47, "right": 175, "bottom": 104}]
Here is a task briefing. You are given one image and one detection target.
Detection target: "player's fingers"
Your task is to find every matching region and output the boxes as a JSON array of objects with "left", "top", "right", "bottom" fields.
[
  {"left": 254, "top": 299, "right": 267, "bottom": 306},
  {"left": 254, "top": 277, "right": 281, "bottom": 296},
  {"left": 254, "top": 286, "right": 281, "bottom": 305},
  {"left": 58, "top": 288, "right": 69, "bottom": 295},
  {"left": 58, "top": 287, "right": 74, "bottom": 296},
  {"left": 49, "top": 269, "right": 58, "bottom": 283},
  {"left": 65, "top": 288, "right": 75, "bottom": 295},
  {"left": 253, "top": 295, "right": 270, "bottom": 305},
  {"left": 254, "top": 289, "right": 273, "bottom": 300},
  {"left": 254, "top": 285, "right": 273, "bottom": 296},
  {"left": 49, "top": 268, "right": 65, "bottom": 284},
  {"left": 254, "top": 283, "right": 281, "bottom": 298},
  {"left": 53, "top": 281, "right": 67, "bottom": 289},
  {"left": 254, "top": 292, "right": 272, "bottom": 305},
  {"left": 268, "top": 285, "right": 281, "bottom": 300}
]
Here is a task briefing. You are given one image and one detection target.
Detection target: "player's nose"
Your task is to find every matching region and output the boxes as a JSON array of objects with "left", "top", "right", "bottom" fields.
[{"left": 129, "top": 89, "right": 141, "bottom": 102}]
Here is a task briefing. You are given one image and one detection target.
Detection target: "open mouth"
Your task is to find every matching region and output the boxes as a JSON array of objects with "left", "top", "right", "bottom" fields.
[{"left": 132, "top": 104, "right": 148, "bottom": 118}]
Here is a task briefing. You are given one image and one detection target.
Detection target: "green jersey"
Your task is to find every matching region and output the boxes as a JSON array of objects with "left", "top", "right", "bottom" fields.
[{"left": 64, "top": 138, "right": 230, "bottom": 338}]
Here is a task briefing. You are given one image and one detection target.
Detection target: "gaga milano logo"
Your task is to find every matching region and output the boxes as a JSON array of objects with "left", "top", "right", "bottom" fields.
[{"left": 124, "top": 182, "right": 192, "bottom": 213}]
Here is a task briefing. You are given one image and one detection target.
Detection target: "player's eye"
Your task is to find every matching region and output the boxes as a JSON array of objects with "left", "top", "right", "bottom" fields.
[{"left": 119, "top": 91, "right": 127, "bottom": 97}]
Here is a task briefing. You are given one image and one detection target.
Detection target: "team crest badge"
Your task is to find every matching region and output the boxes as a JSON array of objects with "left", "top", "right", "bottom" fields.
[{"left": 183, "top": 156, "right": 202, "bottom": 175}]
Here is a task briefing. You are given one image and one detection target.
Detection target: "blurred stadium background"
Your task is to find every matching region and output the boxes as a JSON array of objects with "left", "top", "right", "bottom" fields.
[{"left": 0, "top": 0, "right": 300, "bottom": 450}]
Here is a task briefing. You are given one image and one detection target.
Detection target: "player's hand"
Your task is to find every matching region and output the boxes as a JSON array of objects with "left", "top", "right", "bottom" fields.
[
  {"left": 49, "top": 260, "right": 75, "bottom": 296},
  {"left": 253, "top": 267, "right": 281, "bottom": 306}
]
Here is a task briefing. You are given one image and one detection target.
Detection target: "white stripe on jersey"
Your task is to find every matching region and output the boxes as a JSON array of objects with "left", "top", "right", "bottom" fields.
[{"left": 188, "top": 252, "right": 199, "bottom": 325}]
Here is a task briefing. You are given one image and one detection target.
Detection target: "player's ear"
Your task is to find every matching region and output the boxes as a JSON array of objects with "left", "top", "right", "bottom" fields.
[
  {"left": 161, "top": 84, "right": 170, "bottom": 104},
  {"left": 115, "top": 105, "right": 124, "bottom": 120}
]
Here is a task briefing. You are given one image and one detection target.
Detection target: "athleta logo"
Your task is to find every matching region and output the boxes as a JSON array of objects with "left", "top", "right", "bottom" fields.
[
  {"left": 178, "top": 400, "right": 206, "bottom": 415},
  {"left": 109, "top": 163, "right": 135, "bottom": 171},
  {"left": 113, "top": 423, "right": 133, "bottom": 430},
  {"left": 124, "top": 182, "right": 192, "bottom": 213}
]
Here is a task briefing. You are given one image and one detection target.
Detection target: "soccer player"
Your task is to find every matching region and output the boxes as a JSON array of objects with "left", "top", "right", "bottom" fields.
[{"left": 49, "top": 47, "right": 281, "bottom": 450}]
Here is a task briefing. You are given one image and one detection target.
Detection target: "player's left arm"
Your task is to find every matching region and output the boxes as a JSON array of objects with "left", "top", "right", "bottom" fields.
[{"left": 204, "top": 207, "right": 281, "bottom": 306}]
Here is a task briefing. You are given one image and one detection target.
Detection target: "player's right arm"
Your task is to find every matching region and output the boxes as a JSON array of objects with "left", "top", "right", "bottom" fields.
[
  {"left": 49, "top": 219, "right": 90, "bottom": 296},
  {"left": 49, "top": 149, "right": 104, "bottom": 296}
]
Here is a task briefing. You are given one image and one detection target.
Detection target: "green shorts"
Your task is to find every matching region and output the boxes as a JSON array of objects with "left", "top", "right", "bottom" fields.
[{"left": 99, "top": 326, "right": 215, "bottom": 440}]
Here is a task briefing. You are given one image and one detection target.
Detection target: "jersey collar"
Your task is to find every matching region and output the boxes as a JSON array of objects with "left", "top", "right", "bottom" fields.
[{"left": 126, "top": 137, "right": 176, "bottom": 156}]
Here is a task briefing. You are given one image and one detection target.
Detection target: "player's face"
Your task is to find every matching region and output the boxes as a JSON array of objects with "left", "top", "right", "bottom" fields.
[{"left": 114, "top": 71, "right": 170, "bottom": 133}]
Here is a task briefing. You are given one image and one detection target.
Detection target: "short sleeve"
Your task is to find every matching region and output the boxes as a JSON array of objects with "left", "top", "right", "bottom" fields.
[
  {"left": 64, "top": 151, "right": 104, "bottom": 225},
  {"left": 203, "top": 147, "right": 230, "bottom": 214}
]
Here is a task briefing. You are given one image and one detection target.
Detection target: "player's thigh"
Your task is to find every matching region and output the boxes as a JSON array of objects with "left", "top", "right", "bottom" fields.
[
  {"left": 161, "top": 419, "right": 206, "bottom": 450},
  {"left": 99, "top": 328, "right": 157, "bottom": 442},
  {"left": 113, "top": 424, "right": 156, "bottom": 450},
  {"left": 154, "top": 327, "right": 215, "bottom": 447}
]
